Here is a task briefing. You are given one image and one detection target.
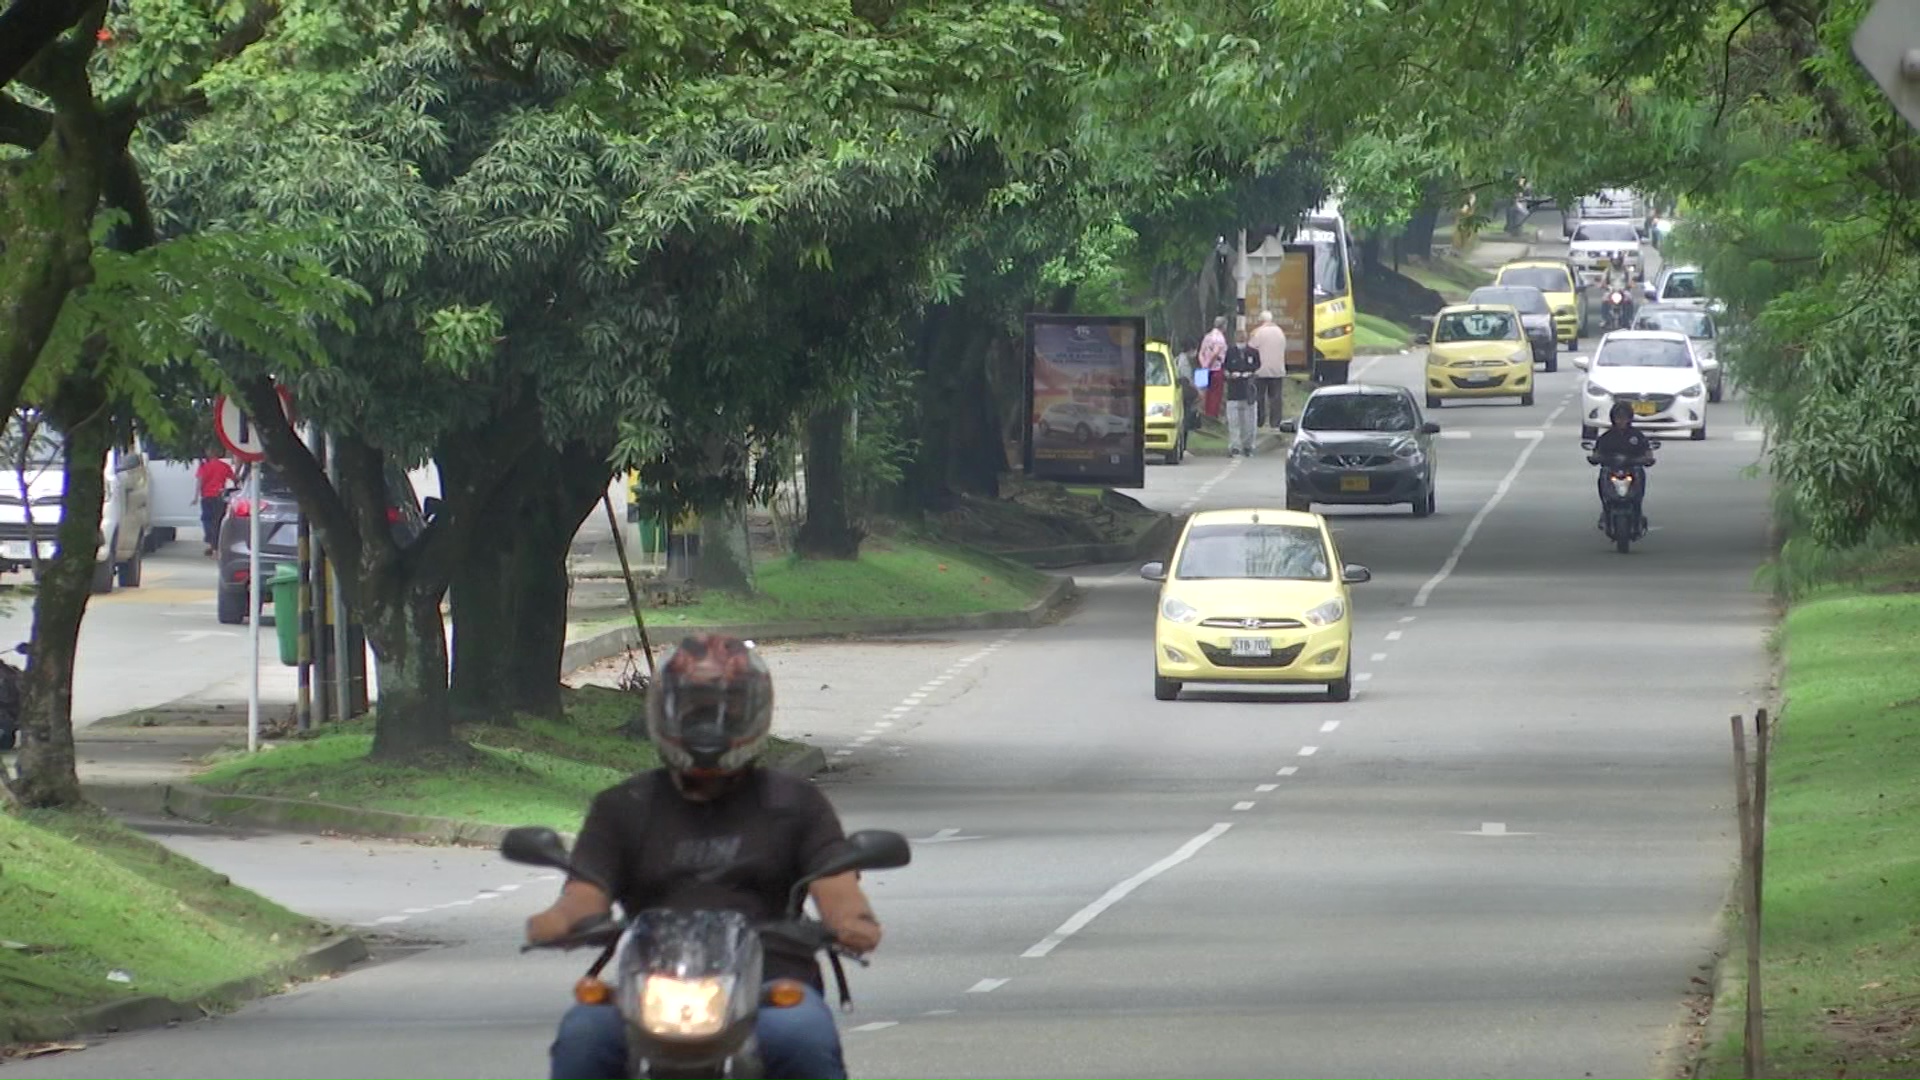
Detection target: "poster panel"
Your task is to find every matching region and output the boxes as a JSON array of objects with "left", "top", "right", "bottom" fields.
[
  {"left": 1242, "top": 243, "right": 1317, "bottom": 372},
  {"left": 1023, "top": 315, "right": 1147, "bottom": 489}
]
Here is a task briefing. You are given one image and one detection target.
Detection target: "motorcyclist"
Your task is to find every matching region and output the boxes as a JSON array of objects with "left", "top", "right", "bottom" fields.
[
  {"left": 1588, "top": 400, "right": 1655, "bottom": 527},
  {"left": 530, "top": 633, "right": 882, "bottom": 1080}
]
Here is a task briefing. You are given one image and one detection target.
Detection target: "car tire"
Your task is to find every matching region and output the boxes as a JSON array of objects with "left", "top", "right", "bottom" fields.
[
  {"left": 1153, "top": 676, "right": 1181, "bottom": 702},
  {"left": 1327, "top": 670, "right": 1353, "bottom": 703},
  {"left": 117, "top": 542, "right": 143, "bottom": 588},
  {"left": 1709, "top": 385, "right": 1723, "bottom": 404},
  {"left": 1563, "top": 338, "right": 1576, "bottom": 353},
  {"left": 1411, "top": 485, "right": 1433, "bottom": 518},
  {"left": 1285, "top": 492, "right": 1310, "bottom": 512},
  {"left": 91, "top": 537, "right": 116, "bottom": 595},
  {"left": 1692, "top": 422, "right": 1707, "bottom": 441},
  {"left": 1426, "top": 395, "right": 1441, "bottom": 409},
  {"left": 217, "top": 587, "right": 248, "bottom": 625},
  {"left": 1520, "top": 391, "right": 1535, "bottom": 407},
  {"left": 1075, "top": 424, "right": 1092, "bottom": 443},
  {"left": 1581, "top": 424, "right": 1599, "bottom": 440},
  {"left": 1545, "top": 356, "right": 1558, "bottom": 374}
]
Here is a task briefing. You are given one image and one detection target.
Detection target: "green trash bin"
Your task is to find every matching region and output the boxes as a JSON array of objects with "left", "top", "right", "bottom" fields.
[
  {"left": 633, "top": 516, "right": 665, "bottom": 552},
  {"left": 269, "top": 563, "right": 302, "bottom": 666}
]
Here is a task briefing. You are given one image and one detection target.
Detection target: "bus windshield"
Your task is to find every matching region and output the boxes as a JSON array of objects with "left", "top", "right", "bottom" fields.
[{"left": 1295, "top": 218, "right": 1349, "bottom": 298}]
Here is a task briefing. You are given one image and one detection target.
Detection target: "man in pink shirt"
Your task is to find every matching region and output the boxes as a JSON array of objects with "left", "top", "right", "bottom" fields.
[{"left": 1197, "top": 318, "right": 1228, "bottom": 419}]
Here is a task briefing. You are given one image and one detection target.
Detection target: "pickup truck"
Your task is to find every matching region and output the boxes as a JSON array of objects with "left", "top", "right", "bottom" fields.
[{"left": 1567, "top": 221, "right": 1645, "bottom": 288}]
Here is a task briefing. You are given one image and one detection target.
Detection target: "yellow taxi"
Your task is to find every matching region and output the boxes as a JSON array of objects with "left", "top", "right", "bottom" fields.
[
  {"left": 1418, "top": 303, "right": 1536, "bottom": 408},
  {"left": 1145, "top": 340, "right": 1187, "bottom": 465},
  {"left": 1142, "top": 508, "right": 1370, "bottom": 703},
  {"left": 1494, "top": 259, "right": 1584, "bottom": 349}
]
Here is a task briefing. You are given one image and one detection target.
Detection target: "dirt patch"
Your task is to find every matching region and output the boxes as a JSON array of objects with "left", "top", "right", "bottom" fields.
[
  {"left": 1353, "top": 264, "right": 1450, "bottom": 332},
  {"left": 1822, "top": 995, "right": 1920, "bottom": 1077},
  {"left": 929, "top": 475, "right": 1158, "bottom": 551}
]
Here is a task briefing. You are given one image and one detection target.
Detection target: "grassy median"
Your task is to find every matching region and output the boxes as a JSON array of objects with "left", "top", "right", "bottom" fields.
[
  {"left": 194, "top": 686, "right": 686, "bottom": 833},
  {"left": 0, "top": 808, "right": 325, "bottom": 1046},
  {"left": 1355, "top": 312, "right": 1414, "bottom": 351},
  {"left": 1701, "top": 548, "right": 1920, "bottom": 1078}
]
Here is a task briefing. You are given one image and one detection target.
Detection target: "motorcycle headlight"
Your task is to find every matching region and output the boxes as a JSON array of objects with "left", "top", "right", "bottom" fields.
[
  {"left": 1147, "top": 402, "right": 1173, "bottom": 417},
  {"left": 1679, "top": 383, "right": 1704, "bottom": 398},
  {"left": 1304, "top": 597, "right": 1347, "bottom": 627},
  {"left": 1161, "top": 596, "right": 1202, "bottom": 624},
  {"left": 638, "top": 975, "right": 736, "bottom": 1040}
]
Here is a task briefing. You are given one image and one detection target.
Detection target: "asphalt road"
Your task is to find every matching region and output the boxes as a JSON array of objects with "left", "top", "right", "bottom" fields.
[{"left": 5, "top": 231, "right": 1772, "bottom": 1080}]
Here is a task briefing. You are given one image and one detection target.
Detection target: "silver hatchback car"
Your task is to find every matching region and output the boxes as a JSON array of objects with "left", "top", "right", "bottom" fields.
[{"left": 1279, "top": 384, "right": 1442, "bottom": 517}]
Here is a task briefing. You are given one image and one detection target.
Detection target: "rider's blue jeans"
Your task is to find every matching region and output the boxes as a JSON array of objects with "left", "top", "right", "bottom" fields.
[{"left": 549, "top": 980, "right": 846, "bottom": 1079}]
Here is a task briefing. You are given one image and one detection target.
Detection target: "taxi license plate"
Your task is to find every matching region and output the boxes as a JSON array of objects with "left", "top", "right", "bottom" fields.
[
  {"left": 1632, "top": 400, "right": 1658, "bottom": 416},
  {"left": 1230, "top": 637, "right": 1272, "bottom": 658},
  {"left": 1465, "top": 372, "right": 1493, "bottom": 384},
  {"left": 1340, "top": 474, "right": 1369, "bottom": 492}
]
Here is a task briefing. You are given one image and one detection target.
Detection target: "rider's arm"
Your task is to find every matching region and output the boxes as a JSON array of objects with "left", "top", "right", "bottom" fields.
[
  {"left": 527, "top": 880, "right": 614, "bottom": 945},
  {"left": 811, "top": 872, "right": 882, "bottom": 954},
  {"left": 526, "top": 789, "right": 625, "bottom": 944}
]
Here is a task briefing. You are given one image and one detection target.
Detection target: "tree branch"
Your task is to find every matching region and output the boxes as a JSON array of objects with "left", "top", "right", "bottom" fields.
[
  {"left": 1712, "top": 1, "right": 1771, "bottom": 130},
  {"left": 0, "top": 0, "right": 88, "bottom": 93},
  {"left": 0, "top": 92, "right": 52, "bottom": 149},
  {"left": 237, "top": 376, "right": 363, "bottom": 570}
]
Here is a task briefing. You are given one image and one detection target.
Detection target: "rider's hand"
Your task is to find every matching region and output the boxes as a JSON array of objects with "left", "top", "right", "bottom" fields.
[{"left": 526, "top": 908, "right": 573, "bottom": 946}]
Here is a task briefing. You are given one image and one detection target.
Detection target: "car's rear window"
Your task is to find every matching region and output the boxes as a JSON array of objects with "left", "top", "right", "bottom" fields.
[
  {"left": 1175, "top": 523, "right": 1331, "bottom": 582},
  {"left": 1467, "top": 287, "right": 1549, "bottom": 315},
  {"left": 1497, "top": 266, "right": 1571, "bottom": 294}
]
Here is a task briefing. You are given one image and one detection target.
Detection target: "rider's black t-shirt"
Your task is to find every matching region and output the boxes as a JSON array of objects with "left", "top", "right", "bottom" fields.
[
  {"left": 1592, "top": 427, "right": 1652, "bottom": 460},
  {"left": 569, "top": 768, "right": 853, "bottom": 985}
]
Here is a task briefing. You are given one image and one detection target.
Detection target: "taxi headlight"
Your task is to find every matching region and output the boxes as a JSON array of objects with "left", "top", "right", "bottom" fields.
[
  {"left": 1304, "top": 597, "right": 1347, "bottom": 627},
  {"left": 639, "top": 975, "right": 735, "bottom": 1040},
  {"left": 1161, "top": 596, "right": 1202, "bottom": 624},
  {"left": 1317, "top": 325, "right": 1352, "bottom": 339},
  {"left": 1147, "top": 401, "right": 1173, "bottom": 417}
]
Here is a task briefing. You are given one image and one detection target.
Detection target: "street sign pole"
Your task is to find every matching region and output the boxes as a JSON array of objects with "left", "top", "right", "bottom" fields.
[
  {"left": 1853, "top": 0, "right": 1920, "bottom": 132},
  {"left": 246, "top": 464, "right": 262, "bottom": 754}
]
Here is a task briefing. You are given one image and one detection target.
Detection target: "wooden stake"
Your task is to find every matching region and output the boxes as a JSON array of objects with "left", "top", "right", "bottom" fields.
[{"left": 1730, "top": 713, "right": 1763, "bottom": 1079}]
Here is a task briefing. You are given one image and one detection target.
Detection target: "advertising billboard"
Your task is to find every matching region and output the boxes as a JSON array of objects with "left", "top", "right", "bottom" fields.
[
  {"left": 1242, "top": 243, "right": 1317, "bottom": 372},
  {"left": 1023, "top": 314, "right": 1147, "bottom": 489}
]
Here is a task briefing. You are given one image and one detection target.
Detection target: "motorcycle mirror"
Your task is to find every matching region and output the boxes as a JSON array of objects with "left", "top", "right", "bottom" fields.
[
  {"left": 1341, "top": 564, "right": 1372, "bottom": 585},
  {"left": 500, "top": 826, "right": 575, "bottom": 872},
  {"left": 786, "top": 829, "right": 913, "bottom": 912},
  {"left": 1139, "top": 561, "right": 1166, "bottom": 582}
]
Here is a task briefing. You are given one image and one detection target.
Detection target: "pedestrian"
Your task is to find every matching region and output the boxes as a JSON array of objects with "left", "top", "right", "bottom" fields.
[
  {"left": 1198, "top": 317, "right": 1228, "bottom": 420},
  {"left": 1222, "top": 329, "right": 1262, "bottom": 457},
  {"left": 1248, "top": 311, "right": 1289, "bottom": 429},
  {"left": 194, "top": 449, "right": 235, "bottom": 557}
]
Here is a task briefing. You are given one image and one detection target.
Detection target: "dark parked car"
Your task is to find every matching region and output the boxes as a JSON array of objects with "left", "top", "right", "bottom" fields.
[
  {"left": 1466, "top": 285, "right": 1559, "bottom": 372},
  {"left": 216, "top": 463, "right": 427, "bottom": 624},
  {"left": 1279, "top": 384, "right": 1442, "bottom": 517}
]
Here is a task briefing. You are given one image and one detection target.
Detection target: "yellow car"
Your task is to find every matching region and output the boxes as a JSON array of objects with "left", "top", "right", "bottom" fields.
[
  {"left": 1142, "top": 508, "right": 1371, "bottom": 703},
  {"left": 1418, "top": 303, "right": 1536, "bottom": 408},
  {"left": 1145, "top": 340, "right": 1188, "bottom": 465},
  {"left": 1495, "top": 259, "right": 1585, "bottom": 349}
]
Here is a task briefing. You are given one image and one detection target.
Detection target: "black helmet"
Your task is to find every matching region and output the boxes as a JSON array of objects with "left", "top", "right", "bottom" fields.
[
  {"left": 1609, "top": 400, "right": 1635, "bottom": 424},
  {"left": 646, "top": 634, "right": 774, "bottom": 777}
]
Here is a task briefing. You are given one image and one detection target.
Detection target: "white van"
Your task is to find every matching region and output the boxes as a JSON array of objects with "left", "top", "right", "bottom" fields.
[{"left": 0, "top": 418, "right": 154, "bottom": 593}]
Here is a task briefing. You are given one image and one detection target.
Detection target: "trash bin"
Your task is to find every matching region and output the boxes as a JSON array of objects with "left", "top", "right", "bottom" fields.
[
  {"left": 633, "top": 516, "right": 665, "bottom": 552},
  {"left": 270, "top": 563, "right": 301, "bottom": 666}
]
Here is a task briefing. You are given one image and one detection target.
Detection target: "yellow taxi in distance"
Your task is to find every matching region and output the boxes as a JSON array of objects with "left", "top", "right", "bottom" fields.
[
  {"left": 1418, "top": 304, "right": 1536, "bottom": 409},
  {"left": 1142, "top": 508, "right": 1371, "bottom": 703},
  {"left": 1495, "top": 259, "right": 1584, "bottom": 349},
  {"left": 1145, "top": 340, "right": 1187, "bottom": 465}
]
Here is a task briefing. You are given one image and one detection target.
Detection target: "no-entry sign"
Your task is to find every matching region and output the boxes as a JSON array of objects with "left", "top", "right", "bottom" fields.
[{"left": 212, "top": 387, "right": 295, "bottom": 463}]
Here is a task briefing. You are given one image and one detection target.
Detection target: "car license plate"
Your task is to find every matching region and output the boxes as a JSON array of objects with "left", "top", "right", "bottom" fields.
[
  {"left": 1632, "top": 400, "right": 1658, "bottom": 416},
  {"left": 1340, "top": 474, "right": 1369, "bottom": 492},
  {"left": 0, "top": 542, "right": 32, "bottom": 562},
  {"left": 1230, "top": 637, "right": 1272, "bottom": 658}
]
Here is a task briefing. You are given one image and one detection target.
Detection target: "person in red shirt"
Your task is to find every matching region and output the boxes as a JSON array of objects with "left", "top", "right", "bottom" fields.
[{"left": 194, "top": 451, "right": 236, "bottom": 556}]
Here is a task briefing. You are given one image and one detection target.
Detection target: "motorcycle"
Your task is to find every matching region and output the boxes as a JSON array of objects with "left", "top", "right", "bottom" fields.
[
  {"left": 502, "top": 824, "right": 912, "bottom": 1079},
  {"left": 1600, "top": 287, "right": 1634, "bottom": 332},
  {"left": 1582, "top": 440, "right": 1660, "bottom": 553}
]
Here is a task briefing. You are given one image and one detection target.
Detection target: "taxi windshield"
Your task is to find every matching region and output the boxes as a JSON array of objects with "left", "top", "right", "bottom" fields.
[
  {"left": 1175, "top": 523, "right": 1332, "bottom": 582},
  {"left": 1435, "top": 311, "right": 1518, "bottom": 342}
]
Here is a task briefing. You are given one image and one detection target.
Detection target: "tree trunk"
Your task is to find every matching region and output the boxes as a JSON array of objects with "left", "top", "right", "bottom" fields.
[
  {"left": 503, "top": 443, "right": 611, "bottom": 718},
  {"left": 1405, "top": 198, "right": 1442, "bottom": 260},
  {"left": 694, "top": 505, "right": 754, "bottom": 593},
  {"left": 447, "top": 478, "right": 519, "bottom": 726},
  {"left": 14, "top": 372, "right": 111, "bottom": 807},
  {"left": 795, "top": 401, "right": 860, "bottom": 559},
  {"left": 362, "top": 577, "right": 456, "bottom": 761}
]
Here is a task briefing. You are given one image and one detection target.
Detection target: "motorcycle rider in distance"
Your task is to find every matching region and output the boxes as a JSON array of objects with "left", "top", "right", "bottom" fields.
[
  {"left": 529, "top": 633, "right": 882, "bottom": 1080},
  {"left": 1588, "top": 400, "right": 1655, "bottom": 529}
]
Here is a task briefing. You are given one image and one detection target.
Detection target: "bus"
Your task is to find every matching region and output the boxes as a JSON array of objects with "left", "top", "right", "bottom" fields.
[{"left": 1238, "top": 199, "right": 1357, "bottom": 383}]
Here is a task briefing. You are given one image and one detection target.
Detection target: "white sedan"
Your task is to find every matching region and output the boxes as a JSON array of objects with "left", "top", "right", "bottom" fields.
[{"left": 1574, "top": 330, "right": 1714, "bottom": 442}]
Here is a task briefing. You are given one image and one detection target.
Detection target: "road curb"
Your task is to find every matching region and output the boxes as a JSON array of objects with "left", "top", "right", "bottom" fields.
[
  {"left": 85, "top": 739, "right": 830, "bottom": 848},
  {"left": 559, "top": 573, "right": 1078, "bottom": 674},
  {"left": 0, "top": 934, "right": 367, "bottom": 1048}
]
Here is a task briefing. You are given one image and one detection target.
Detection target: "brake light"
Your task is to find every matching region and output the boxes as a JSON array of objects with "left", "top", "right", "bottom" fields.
[
  {"left": 230, "top": 499, "right": 250, "bottom": 518},
  {"left": 232, "top": 569, "right": 249, "bottom": 582},
  {"left": 386, "top": 507, "right": 402, "bottom": 525}
]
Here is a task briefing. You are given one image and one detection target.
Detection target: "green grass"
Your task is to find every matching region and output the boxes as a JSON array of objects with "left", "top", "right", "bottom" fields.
[
  {"left": 1355, "top": 312, "right": 1414, "bottom": 350},
  {"left": 589, "top": 535, "right": 1049, "bottom": 633},
  {"left": 1401, "top": 254, "right": 1494, "bottom": 302},
  {"left": 1700, "top": 551, "right": 1920, "bottom": 1078},
  {"left": 0, "top": 808, "right": 323, "bottom": 1042},
  {"left": 196, "top": 687, "right": 669, "bottom": 833}
]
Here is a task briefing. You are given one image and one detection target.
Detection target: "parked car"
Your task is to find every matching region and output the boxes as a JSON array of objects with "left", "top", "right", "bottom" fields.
[
  {"left": 1279, "top": 383, "right": 1441, "bottom": 517},
  {"left": 0, "top": 417, "right": 153, "bottom": 594},
  {"left": 216, "top": 461, "right": 428, "bottom": 624},
  {"left": 1144, "top": 341, "right": 1189, "bottom": 465}
]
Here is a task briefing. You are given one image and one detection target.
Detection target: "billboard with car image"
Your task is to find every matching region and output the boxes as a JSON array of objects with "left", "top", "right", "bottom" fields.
[{"left": 1023, "top": 315, "right": 1146, "bottom": 488}]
